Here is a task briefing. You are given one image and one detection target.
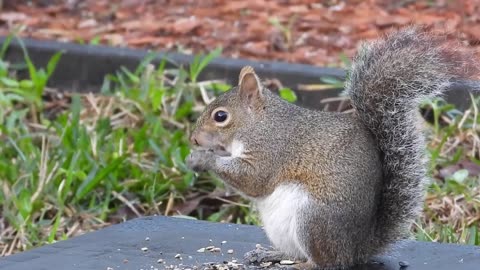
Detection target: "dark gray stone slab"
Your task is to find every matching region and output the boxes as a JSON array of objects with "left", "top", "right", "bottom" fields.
[{"left": 0, "top": 216, "right": 479, "bottom": 270}]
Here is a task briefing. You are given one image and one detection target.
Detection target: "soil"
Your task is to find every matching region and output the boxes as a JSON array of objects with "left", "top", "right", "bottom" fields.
[{"left": 0, "top": 0, "right": 479, "bottom": 67}]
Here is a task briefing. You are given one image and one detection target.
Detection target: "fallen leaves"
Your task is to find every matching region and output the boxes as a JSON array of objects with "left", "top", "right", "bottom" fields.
[{"left": 0, "top": 0, "right": 479, "bottom": 67}]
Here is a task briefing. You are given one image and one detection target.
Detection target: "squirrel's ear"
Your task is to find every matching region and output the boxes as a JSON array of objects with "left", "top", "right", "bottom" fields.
[{"left": 238, "top": 66, "right": 263, "bottom": 105}]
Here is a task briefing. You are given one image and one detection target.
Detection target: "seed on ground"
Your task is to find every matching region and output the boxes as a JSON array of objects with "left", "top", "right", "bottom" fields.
[
  {"left": 175, "top": 254, "right": 182, "bottom": 259},
  {"left": 227, "top": 249, "right": 234, "bottom": 254},
  {"left": 221, "top": 241, "right": 227, "bottom": 244},
  {"left": 141, "top": 247, "right": 149, "bottom": 252},
  {"left": 197, "top": 248, "right": 206, "bottom": 253},
  {"left": 157, "top": 259, "right": 164, "bottom": 264},
  {"left": 280, "top": 260, "right": 295, "bottom": 265},
  {"left": 145, "top": 237, "right": 150, "bottom": 241},
  {"left": 260, "top": 262, "right": 272, "bottom": 267}
]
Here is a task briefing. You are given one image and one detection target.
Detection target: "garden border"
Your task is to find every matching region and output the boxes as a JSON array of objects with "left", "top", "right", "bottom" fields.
[{"left": 0, "top": 37, "right": 475, "bottom": 111}]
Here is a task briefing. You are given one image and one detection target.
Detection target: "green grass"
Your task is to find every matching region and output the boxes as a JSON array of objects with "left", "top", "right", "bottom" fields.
[{"left": 0, "top": 37, "right": 479, "bottom": 256}]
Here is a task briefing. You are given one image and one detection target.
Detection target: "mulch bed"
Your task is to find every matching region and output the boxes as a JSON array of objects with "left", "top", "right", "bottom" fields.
[{"left": 0, "top": 0, "right": 479, "bottom": 67}]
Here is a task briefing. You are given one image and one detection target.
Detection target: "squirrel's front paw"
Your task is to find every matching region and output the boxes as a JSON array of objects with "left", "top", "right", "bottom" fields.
[{"left": 186, "top": 149, "right": 214, "bottom": 173}]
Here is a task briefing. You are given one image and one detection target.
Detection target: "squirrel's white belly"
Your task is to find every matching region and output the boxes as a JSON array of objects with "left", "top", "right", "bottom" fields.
[{"left": 255, "top": 184, "right": 310, "bottom": 260}]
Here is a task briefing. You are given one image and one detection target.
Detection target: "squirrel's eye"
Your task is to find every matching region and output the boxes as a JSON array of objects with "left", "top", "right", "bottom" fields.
[
  {"left": 214, "top": 110, "right": 228, "bottom": 123},
  {"left": 213, "top": 111, "right": 228, "bottom": 123}
]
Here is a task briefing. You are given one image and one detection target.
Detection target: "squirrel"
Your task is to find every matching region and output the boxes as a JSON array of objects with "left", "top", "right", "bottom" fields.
[{"left": 185, "top": 27, "right": 479, "bottom": 269}]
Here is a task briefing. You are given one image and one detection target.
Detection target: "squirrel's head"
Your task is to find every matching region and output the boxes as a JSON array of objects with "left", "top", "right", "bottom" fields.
[{"left": 190, "top": 66, "right": 266, "bottom": 155}]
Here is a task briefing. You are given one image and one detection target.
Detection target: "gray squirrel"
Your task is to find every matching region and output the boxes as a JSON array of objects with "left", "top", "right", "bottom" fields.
[{"left": 185, "top": 27, "right": 479, "bottom": 269}]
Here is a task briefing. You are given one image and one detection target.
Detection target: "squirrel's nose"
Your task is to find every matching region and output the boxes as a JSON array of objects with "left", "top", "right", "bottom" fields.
[{"left": 190, "top": 134, "right": 199, "bottom": 146}]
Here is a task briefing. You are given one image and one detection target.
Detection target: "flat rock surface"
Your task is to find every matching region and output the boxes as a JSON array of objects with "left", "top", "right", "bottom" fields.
[{"left": 0, "top": 216, "right": 479, "bottom": 270}]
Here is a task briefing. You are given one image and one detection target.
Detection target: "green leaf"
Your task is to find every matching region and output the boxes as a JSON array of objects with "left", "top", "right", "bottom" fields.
[
  {"left": 75, "top": 156, "right": 126, "bottom": 200},
  {"left": 17, "top": 189, "right": 33, "bottom": 220},
  {"left": 0, "top": 34, "right": 13, "bottom": 59},
  {"left": 211, "top": 82, "right": 231, "bottom": 93},
  {"left": 135, "top": 52, "right": 158, "bottom": 75},
  {"left": 189, "top": 47, "right": 222, "bottom": 83},
  {"left": 19, "top": 79, "right": 34, "bottom": 89},
  {"left": 467, "top": 226, "right": 479, "bottom": 245},
  {"left": 279, "top": 88, "right": 297, "bottom": 103},
  {"left": 89, "top": 36, "right": 101, "bottom": 45},
  {"left": 0, "top": 77, "right": 19, "bottom": 87},
  {"left": 120, "top": 66, "right": 140, "bottom": 84},
  {"left": 46, "top": 51, "right": 63, "bottom": 78}
]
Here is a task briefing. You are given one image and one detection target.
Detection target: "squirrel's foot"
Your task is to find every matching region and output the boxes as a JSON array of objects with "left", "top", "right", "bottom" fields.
[
  {"left": 243, "top": 246, "right": 298, "bottom": 265},
  {"left": 286, "top": 261, "right": 317, "bottom": 270},
  {"left": 186, "top": 149, "right": 215, "bottom": 172}
]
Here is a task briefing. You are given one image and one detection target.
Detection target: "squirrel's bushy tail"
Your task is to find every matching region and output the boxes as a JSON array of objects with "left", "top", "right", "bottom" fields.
[{"left": 346, "top": 27, "right": 479, "bottom": 249}]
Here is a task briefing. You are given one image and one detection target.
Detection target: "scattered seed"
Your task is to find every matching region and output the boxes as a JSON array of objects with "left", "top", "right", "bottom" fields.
[
  {"left": 157, "top": 259, "right": 164, "bottom": 264},
  {"left": 145, "top": 237, "right": 150, "bottom": 241},
  {"left": 255, "top": 244, "right": 262, "bottom": 249},
  {"left": 211, "top": 247, "right": 221, "bottom": 252},
  {"left": 227, "top": 249, "right": 234, "bottom": 254},
  {"left": 141, "top": 247, "right": 149, "bottom": 252},
  {"left": 260, "top": 262, "right": 272, "bottom": 267},
  {"left": 181, "top": 236, "right": 185, "bottom": 239},
  {"left": 280, "top": 260, "right": 295, "bottom": 265},
  {"left": 209, "top": 239, "right": 213, "bottom": 242},
  {"left": 221, "top": 240, "right": 227, "bottom": 244},
  {"left": 175, "top": 254, "right": 182, "bottom": 259},
  {"left": 123, "top": 259, "right": 129, "bottom": 263},
  {"left": 107, "top": 267, "right": 114, "bottom": 270},
  {"left": 205, "top": 246, "right": 215, "bottom": 251},
  {"left": 231, "top": 260, "right": 237, "bottom": 263},
  {"left": 197, "top": 248, "right": 206, "bottom": 253}
]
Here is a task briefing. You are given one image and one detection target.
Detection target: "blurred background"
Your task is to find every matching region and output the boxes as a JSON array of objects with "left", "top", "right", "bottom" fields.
[
  {"left": 0, "top": 0, "right": 479, "bottom": 67},
  {"left": 0, "top": 0, "right": 479, "bottom": 258}
]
